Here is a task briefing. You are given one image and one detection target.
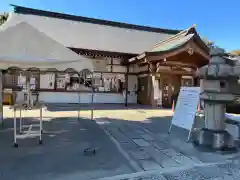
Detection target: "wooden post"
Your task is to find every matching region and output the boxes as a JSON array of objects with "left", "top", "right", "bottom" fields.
[
  {"left": 149, "top": 63, "right": 157, "bottom": 107},
  {"left": 125, "top": 65, "right": 129, "bottom": 107}
]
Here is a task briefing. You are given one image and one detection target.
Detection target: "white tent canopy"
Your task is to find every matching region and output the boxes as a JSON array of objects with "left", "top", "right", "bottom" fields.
[{"left": 0, "top": 21, "right": 94, "bottom": 72}]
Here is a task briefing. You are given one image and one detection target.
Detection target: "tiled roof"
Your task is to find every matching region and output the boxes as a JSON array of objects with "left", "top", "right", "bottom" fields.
[
  {"left": 129, "top": 25, "right": 209, "bottom": 62},
  {"left": 147, "top": 25, "right": 209, "bottom": 54},
  {"left": 150, "top": 34, "right": 194, "bottom": 52},
  {"left": 1, "top": 5, "right": 181, "bottom": 55}
]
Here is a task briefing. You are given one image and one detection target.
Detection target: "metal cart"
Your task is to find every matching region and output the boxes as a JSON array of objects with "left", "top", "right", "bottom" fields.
[{"left": 10, "top": 102, "right": 44, "bottom": 147}]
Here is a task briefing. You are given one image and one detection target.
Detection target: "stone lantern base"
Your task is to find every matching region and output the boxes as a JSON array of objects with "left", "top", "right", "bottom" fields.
[{"left": 192, "top": 128, "right": 237, "bottom": 151}]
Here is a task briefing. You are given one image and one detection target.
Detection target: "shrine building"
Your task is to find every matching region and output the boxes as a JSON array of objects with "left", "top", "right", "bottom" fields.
[{"left": 0, "top": 5, "right": 210, "bottom": 107}]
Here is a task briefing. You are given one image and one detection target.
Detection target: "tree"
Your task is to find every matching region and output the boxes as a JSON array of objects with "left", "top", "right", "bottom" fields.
[
  {"left": 229, "top": 50, "right": 240, "bottom": 56},
  {"left": 0, "top": 13, "right": 8, "bottom": 25},
  {"left": 201, "top": 37, "right": 214, "bottom": 48}
]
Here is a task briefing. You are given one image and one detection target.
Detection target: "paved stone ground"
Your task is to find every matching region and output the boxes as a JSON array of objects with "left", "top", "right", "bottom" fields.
[
  {"left": 96, "top": 115, "right": 240, "bottom": 173},
  {"left": 99, "top": 160, "right": 240, "bottom": 180},
  {"left": 0, "top": 116, "right": 134, "bottom": 180},
  {"left": 2, "top": 104, "right": 240, "bottom": 180}
]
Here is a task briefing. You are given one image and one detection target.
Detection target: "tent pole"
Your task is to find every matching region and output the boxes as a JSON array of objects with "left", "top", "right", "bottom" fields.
[
  {"left": 78, "top": 73, "right": 81, "bottom": 121},
  {"left": 91, "top": 72, "right": 94, "bottom": 120},
  {"left": 26, "top": 72, "right": 30, "bottom": 105},
  {"left": 0, "top": 70, "right": 3, "bottom": 128}
]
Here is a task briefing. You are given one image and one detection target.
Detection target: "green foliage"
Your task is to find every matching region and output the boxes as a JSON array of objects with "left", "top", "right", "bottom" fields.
[
  {"left": 201, "top": 37, "right": 214, "bottom": 48},
  {"left": 230, "top": 50, "right": 240, "bottom": 56},
  {"left": 0, "top": 13, "right": 8, "bottom": 25}
]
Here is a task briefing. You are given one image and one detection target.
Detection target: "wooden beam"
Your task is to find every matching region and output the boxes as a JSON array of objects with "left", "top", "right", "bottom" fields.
[
  {"left": 157, "top": 61, "right": 198, "bottom": 69},
  {"left": 189, "top": 40, "right": 210, "bottom": 60},
  {"left": 144, "top": 42, "right": 209, "bottom": 67},
  {"left": 146, "top": 44, "right": 189, "bottom": 61},
  {"left": 158, "top": 69, "right": 195, "bottom": 76}
]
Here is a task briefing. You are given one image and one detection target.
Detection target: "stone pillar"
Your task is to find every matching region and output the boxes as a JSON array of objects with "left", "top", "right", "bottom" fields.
[
  {"left": 204, "top": 103, "right": 226, "bottom": 130},
  {"left": 194, "top": 47, "right": 237, "bottom": 151}
]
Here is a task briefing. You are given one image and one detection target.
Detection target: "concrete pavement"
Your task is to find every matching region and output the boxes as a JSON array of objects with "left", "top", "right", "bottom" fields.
[{"left": 1, "top": 104, "right": 240, "bottom": 179}]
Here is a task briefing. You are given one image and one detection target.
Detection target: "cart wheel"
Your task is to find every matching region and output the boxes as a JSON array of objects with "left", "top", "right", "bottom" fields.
[
  {"left": 39, "top": 140, "right": 43, "bottom": 144},
  {"left": 13, "top": 143, "right": 18, "bottom": 148}
]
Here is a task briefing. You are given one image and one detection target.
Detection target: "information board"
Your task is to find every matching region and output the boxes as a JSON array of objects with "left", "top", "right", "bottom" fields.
[{"left": 170, "top": 87, "right": 201, "bottom": 132}]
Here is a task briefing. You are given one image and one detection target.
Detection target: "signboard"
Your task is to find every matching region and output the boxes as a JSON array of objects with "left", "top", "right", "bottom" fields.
[
  {"left": 169, "top": 86, "right": 201, "bottom": 140},
  {"left": 92, "top": 59, "right": 107, "bottom": 72},
  {"left": 40, "top": 74, "right": 55, "bottom": 89},
  {"left": 18, "top": 75, "right": 26, "bottom": 86},
  {"left": 30, "top": 77, "right": 36, "bottom": 90}
]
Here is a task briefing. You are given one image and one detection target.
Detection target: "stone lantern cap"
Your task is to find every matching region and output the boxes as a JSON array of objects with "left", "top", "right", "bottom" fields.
[{"left": 197, "top": 47, "right": 235, "bottom": 79}]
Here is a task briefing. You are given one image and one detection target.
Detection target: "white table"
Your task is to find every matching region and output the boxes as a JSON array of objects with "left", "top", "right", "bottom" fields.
[{"left": 10, "top": 103, "right": 44, "bottom": 148}]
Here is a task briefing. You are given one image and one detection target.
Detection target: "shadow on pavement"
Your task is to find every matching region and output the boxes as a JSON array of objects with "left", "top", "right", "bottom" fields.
[
  {"left": 0, "top": 117, "right": 134, "bottom": 180},
  {"left": 0, "top": 109, "right": 237, "bottom": 180},
  {"left": 44, "top": 103, "right": 165, "bottom": 112}
]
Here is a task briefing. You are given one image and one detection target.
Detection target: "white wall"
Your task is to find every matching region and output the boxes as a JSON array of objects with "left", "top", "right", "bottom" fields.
[{"left": 21, "top": 92, "right": 138, "bottom": 104}]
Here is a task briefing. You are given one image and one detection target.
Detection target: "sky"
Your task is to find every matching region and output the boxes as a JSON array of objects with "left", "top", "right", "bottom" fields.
[{"left": 0, "top": 0, "right": 239, "bottom": 51}]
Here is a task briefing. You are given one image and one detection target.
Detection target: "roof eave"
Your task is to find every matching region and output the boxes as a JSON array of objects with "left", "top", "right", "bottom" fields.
[
  {"left": 187, "top": 28, "right": 210, "bottom": 53},
  {"left": 10, "top": 4, "right": 182, "bottom": 34},
  {"left": 146, "top": 39, "right": 192, "bottom": 57}
]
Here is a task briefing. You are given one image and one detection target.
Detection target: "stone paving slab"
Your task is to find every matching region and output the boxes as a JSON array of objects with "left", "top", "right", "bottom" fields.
[
  {"left": 141, "top": 146, "right": 180, "bottom": 168},
  {"left": 108, "top": 128, "right": 130, "bottom": 143},
  {"left": 98, "top": 119, "right": 204, "bottom": 172},
  {"left": 119, "top": 141, "right": 139, "bottom": 150},
  {"left": 128, "top": 149, "right": 151, "bottom": 160},
  {"left": 138, "top": 159, "right": 163, "bottom": 171},
  {"left": 140, "top": 134, "right": 155, "bottom": 141},
  {"left": 132, "top": 139, "right": 151, "bottom": 147},
  {"left": 93, "top": 109, "right": 240, "bottom": 179}
]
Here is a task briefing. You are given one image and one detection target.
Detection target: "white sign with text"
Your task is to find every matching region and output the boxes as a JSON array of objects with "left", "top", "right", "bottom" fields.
[{"left": 170, "top": 87, "right": 201, "bottom": 131}]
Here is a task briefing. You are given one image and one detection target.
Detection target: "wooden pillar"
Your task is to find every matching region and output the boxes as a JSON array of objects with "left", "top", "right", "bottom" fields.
[
  {"left": 149, "top": 63, "right": 157, "bottom": 107},
  {"left": 125, "top": 65, "right": 129, "bottom": 107}
]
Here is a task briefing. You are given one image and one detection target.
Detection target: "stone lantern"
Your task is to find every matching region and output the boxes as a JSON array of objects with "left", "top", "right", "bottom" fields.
[{"left": 195, "top": 47, "right": 237, "bottom": 150}]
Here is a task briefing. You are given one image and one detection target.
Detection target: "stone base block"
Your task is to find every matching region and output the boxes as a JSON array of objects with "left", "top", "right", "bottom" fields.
[
  {"left": 192, "top": 128, "right": 237, "bottom": 151},
  {"left": 225, "top": 119, "right": 240, "bottom": 140}
]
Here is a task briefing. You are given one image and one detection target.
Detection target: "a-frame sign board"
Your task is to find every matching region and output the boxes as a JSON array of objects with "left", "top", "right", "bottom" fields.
[{"left": 168, "top": 86, "right": 201, "bottom": 141}]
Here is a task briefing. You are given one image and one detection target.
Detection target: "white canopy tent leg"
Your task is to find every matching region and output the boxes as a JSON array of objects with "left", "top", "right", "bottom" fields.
[
  {"left": 78, "top": 74, "right": 81, "bottom": 121},
  {"left": 13, "top": 108, "right": 17, "bottom": 147},
  {"left": 19, "top": 110, "right": 22, "bottom": 134},
  {"left": 0, "top": 71, "right": 3, "bottom": 127},
  {"left": 91, "top": 75, "right": 94, "bottom": 121}
]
